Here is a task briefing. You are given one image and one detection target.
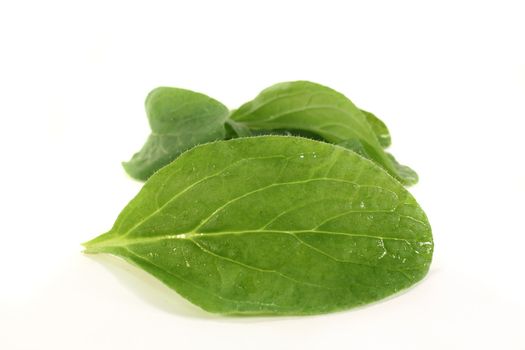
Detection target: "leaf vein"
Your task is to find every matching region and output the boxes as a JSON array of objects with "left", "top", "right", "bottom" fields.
[
  {"left": 121, "top": 154, "right": 287, "bottom": 237},
  {"left": 193, "top": 177, "right": 364, "bottom": 232},
  {"left": 122, "top": 247, "right": 279, "bottom": 308},
  {"left": 188, "top": 239, "right": 338, "bottom": 291}
]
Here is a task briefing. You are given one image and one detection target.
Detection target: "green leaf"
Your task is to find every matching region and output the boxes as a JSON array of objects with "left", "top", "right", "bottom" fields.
[
  {"left": 360, "top": 109, "right": 391, "bottom": 148},
  {"left": 337, "top": 139, "right": 418, "bottom": 184},
  {"left": 224, "top": 118, "right": 252, "bottom": 139},
  {"left": 122, "top": 87, "right": 229, "bottom": 181},
  {"left": 229, "top": 81, "right": 417, "bottom": 185},
  {"left": 85, "top": 136, "right": 433, "bottom": 315},
  {"left": 336, "top": 138, "right": 373, "bottom": 158}
]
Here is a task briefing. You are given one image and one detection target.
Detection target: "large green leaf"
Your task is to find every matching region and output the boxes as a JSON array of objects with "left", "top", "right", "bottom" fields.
[
  {"left": 122, "top": 87, "right": 229, "bottom": 181},
  {"left": 85, "top": 136, "right": 433, "bottom": 315},
  {"left": 230, "top": 81, "right": 417, "bottom": 185}
]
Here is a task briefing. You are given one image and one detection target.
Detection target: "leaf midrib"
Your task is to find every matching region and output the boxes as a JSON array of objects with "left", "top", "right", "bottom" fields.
[
  {"left": 88, "top": 228, "right": 428, "bottom": 250},
  {"left": 234, "top": 90, "right": 338, "bottom": 118},
  {"left": 87, "top": 229, "right": 423, "bottom": 290}
]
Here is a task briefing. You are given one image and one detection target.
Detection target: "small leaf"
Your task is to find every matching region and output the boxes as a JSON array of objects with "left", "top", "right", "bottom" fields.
[
  {"left": 230, "top": 81, "right": 417, "bottom": 185},
  {"left": 360, "top": 109, "right": 391, "bottom": 148},
  {"left": 123, "top": 87, "right": 229, "bottom": 181},
  {"left": 85, "top": 136, "right": 433, "bottom": 315}
]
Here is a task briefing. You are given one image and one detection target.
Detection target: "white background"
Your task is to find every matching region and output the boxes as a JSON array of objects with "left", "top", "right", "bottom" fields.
[{"left": 1, "top": 1, "right": 524, "bottom": 349}]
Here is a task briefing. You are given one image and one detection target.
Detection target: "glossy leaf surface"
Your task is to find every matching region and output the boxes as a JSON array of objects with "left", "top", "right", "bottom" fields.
[
  {"left": 123, "top": 87, "right": 229, "bottom": 180},
  {"left": 230, "top": 81, "right": 417, "bottom": 185},
  {"left": 85, "top": 136, "right": 433, "bottom": 315}
]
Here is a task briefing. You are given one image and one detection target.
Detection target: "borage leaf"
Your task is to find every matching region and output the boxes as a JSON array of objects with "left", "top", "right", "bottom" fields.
[
  {"left": 85, "top": 136, "right": 433, "bottom": 315},
  {"left": 229, "top": 81, "right": 417, "bottom": 185},
  {"left": 123, "top": 87, "right": 229, "bottom": 181}
]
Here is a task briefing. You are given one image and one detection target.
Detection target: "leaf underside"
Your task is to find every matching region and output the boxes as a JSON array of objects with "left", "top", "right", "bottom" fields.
[{"left": 85, "top": 136, "right": 433, "bottom": 315}]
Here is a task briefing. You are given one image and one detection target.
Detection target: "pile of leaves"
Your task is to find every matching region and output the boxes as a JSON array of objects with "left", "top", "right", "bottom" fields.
[{"left": 84, "top": 81, "right": 433, "bottom": 316}]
